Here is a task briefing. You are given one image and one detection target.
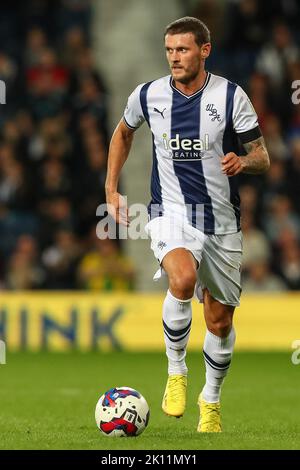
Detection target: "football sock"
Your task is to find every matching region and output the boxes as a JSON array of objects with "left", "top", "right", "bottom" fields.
[
  {"left": 202, "top": 327, "right": 236, "bottom": 403},
  {"left": 162, "top": 289, "right": 192, "bottom": 376}
]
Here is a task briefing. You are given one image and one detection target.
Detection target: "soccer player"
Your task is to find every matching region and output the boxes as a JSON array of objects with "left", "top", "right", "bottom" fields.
[{"left": 105, "top": 17, "right": 270, "bottom": 432}]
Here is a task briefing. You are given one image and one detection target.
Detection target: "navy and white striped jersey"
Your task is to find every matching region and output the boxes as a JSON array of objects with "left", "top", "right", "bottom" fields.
[{"left": 123, "top": 72, "right": 261, "bottom": 235}]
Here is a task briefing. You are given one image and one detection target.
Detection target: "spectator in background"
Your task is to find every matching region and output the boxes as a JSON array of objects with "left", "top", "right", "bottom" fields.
[
  {"left": 5, "top": 235, "right": 45, "bottom": 289},
  {"left": 0, "top": 143, "right": 35, "bottom": 210},
  {"left": 261, "top": 159, "right": 289, "bottom": 213},
  {"left": 222, "top": 0, "right": 266, "bottom": 83},
  {"left": 59, "top": 0, "right": 92, "bottom": 41},
  {"left": 256, "top": 21, "right": 300, "bottom": 126},
  {"left": 19, "top": 0, "right": 59, "bottom": 44},
  {"left": 26, "top": 48, "right": 69, "bottom": 95},
  {"left": 37, "top": 159, "right": 71, "bottom": 201},
  {"left": 2, "top": 120, "right": 22, "bottom": 148},
  {"left": 256, "top": 22, "right": 299, "bottom": 89},
  {"left": 42, "top": 229, "right": 82, "bottom": 289},
  {"left": 72, "top": 75, "right": 107, "bottom": 135},
  {"left": 70, "top": 48, "right": 106, "bottom": 90},
  {"left": 0, "top": 52, "right": 17, "bottom": 92},
  {"left": 26, "top": 48, "right": 69, "bottom": 120},
  {"left": 243, "top": 261, "right": 288, "bottom": 292},
  {"left": 225, "top": 0, "right": 266, "bottom": 50},
  {"left": 62, "top": 27, "right": 87, "bottom": 67},
  {"left": 271, "top": 226, "right": 299, "bottom": 284},
  {"left": 0, "top": 2, "right": 20, "bottom": 58},
  {"left": 263, "top": 114, "right": 288, "bottom": 161},
  {"left": 38, "top": 196, "right": 74, "bottom": 249},
  {"left": 239, "top": 184, "right": 261, "bottom": 224},
  {"left": 256, "top": 21, "right": 298, "bottom": 125},
  {"left": 261, "top": 0, "right": 300, "bottom": 35},
  {"left": 43, "top": 128, "right": 71, "bottom": 164},
  {"left": 74, "top": 130, "right": 106, "bottom": 233},
  {"left": 77, "top": 232, "right": 135, "bottom": 291},
  {"left": 277, "top": 233, "right": 300, "bottom": 290},
  {"left": 0, "top": 3, "right": 112, "bottom": 291},
  {"left": 68, "top": 47, "right": 108, "bottom": 140},
  {"left": 14, "top": 110, "right": 39, "bottom": 166},
  {"left": 241, "top": 212, "right": 271, "bottom": 274},
  {"left": 24, "top": 27, "right": 48, "bottom": 67},
  {"left": 263, "top": 194, "right": 300, "bottom": 244},
  {"left": 247, "top": 72, "right": 273, "bottom": 131}
]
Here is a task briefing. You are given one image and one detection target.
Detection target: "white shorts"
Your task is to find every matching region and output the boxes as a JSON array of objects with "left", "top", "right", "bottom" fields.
[{"left": 145, "top": 215, "right": 243, "bottom": 307}]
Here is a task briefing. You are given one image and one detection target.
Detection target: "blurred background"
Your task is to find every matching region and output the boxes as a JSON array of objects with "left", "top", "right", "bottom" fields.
[{"left": 0, "top": 0, "right": 300, "bottom": 295}]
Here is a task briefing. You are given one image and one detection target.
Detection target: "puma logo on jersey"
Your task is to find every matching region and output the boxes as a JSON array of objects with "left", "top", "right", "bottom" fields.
[
  {"left": 154, "top": 107, "right": 166, "bottom": 118},
  {"left": 206, "top": 104, "right": 221, "bottom": 122}
]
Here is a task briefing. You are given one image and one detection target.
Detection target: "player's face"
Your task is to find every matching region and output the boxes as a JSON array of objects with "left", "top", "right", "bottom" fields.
[{"left": 165, "top": 33, "right": 210, "bottom": 84}]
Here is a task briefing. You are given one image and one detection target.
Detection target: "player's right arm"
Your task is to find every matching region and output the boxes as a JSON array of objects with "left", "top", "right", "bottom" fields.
[
  {"left": 105, "top": 119, "right": 135, "bottom": 226},
  {"left": 105, "top": 83, "right": 146, "bottom": 226}
]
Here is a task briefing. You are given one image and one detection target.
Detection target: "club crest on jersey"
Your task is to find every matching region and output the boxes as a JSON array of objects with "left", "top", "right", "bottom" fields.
[
  {"left": 162, "top": 133, "right": 210, "bottom": 161},
  {"left": 206, "top": 104, "right": 221, "bottom": 122}
]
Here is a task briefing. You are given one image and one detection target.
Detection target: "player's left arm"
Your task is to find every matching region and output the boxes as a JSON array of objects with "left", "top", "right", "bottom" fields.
[{"left": 221, "top": 135, "right": 270, "bottom": 176}]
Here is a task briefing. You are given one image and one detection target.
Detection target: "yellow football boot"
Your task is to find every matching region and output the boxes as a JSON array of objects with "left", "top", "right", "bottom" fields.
[
  {"left": 162, "top": 375, "right": 187, "bottom": 418},
  {"left": 197, "top": 393, "right": 222, "bottom": 432}
]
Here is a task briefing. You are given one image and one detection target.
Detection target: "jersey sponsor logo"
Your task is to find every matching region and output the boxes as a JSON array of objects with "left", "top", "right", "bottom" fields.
[
  {"left": 206, "top": 103, "right": 221, "bottom": 122},
  {"left": 162, "top": 133, "right": 211, "bottom": 161}
]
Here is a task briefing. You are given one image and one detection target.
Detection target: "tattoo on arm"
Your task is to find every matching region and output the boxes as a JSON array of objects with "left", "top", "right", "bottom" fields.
[{"left": 242, "top": 136, "right": 270, "bottom": 174}]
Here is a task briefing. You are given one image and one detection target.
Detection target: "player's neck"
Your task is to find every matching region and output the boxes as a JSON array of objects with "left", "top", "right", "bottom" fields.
[{"left": 173, "top": 70, "right": 207, "bottom": 96}]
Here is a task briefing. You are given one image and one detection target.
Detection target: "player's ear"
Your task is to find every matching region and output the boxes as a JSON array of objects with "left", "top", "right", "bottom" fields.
[{"left": 200, "top": 43, "right": 211, "bottom": 59}]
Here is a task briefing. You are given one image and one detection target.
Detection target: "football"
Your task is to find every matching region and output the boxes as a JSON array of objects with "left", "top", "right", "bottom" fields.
[{"left": 95, "top": 387, "right": 150, "bottom": 437}]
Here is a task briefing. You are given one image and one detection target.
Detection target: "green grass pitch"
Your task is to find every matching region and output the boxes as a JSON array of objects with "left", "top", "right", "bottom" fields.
[{"left": 0, "top": 351, "right": 299, "bottom": 450}]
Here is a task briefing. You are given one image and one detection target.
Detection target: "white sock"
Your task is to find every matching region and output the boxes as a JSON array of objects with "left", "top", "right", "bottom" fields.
[
  {"left": 163, "top": 289, "right": 192, "bottom": 376},
  {"left": 201, "top": 327, "right": 236, "bottom": 403}
]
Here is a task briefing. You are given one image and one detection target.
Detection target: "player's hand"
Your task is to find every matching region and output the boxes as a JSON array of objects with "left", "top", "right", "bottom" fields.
[
  {"left": 106, "top": 191, "right": 129, "bottom": 226},
  {"left": 221, "top": 152, "right": 244, "bottom": 176}
]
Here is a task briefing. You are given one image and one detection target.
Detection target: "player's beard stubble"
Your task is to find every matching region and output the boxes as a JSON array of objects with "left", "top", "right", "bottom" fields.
[{"left": 171, "top": 57, "right": 202, "bottom": 85}]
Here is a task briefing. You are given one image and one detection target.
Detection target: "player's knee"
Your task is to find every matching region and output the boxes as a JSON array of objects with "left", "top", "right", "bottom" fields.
[
  {"left": 208, "top": 317, "right": 232, "bottom": 338},
  {"left": 169, "top": 270, "right": 197, "bottom": 299}
]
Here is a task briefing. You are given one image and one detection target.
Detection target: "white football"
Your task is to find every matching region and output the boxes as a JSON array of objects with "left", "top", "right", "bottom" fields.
[{"left": 95, "top": 387, "right": 150, "bottom": 437}]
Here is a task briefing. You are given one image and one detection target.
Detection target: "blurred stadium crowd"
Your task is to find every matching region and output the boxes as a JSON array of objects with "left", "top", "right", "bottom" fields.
[
  {"left": 0, "top": 0, "right": 135, "bottom": 290},
  {"left": 0, "top": 0, "right": 299, "bottom": 292}
]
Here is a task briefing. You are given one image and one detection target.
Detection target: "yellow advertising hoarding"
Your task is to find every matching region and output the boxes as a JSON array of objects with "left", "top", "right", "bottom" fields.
[{"left": 0, "top": 292, "right": 299, "bottom": 351}]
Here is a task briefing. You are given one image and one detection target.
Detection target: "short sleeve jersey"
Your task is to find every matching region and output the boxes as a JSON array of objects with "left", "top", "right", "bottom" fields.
[{"left": 123, "top": 72, "right": 260, "bottom": 234}]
